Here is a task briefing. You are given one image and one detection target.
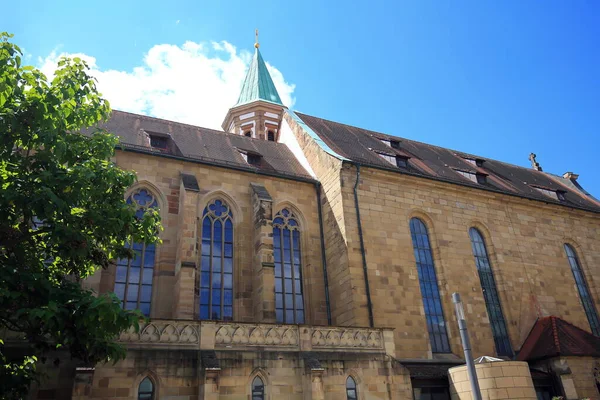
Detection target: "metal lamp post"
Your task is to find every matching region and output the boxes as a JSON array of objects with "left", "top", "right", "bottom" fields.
[{"left": 452, "top": 292, "right": 482, "bottom": 400}]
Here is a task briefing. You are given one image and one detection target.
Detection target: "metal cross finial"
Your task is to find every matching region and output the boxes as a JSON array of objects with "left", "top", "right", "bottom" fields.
[
  {"left": 255, "top": 29, "right": 259, "bottom": 49},
  {"left": 529, "top": 153, "right": 542, "bottom": 171}
]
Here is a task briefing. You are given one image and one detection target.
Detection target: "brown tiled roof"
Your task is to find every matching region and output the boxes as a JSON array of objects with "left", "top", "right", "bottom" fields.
[
  {"left": 517, "top": 316, "right": 600, "bottom": 361},
  {"left": 98, "top": 110, "right": 314, "bottom": 181},
  {"left": 295, "top": 112, "right": 600, "bottom": 213}
]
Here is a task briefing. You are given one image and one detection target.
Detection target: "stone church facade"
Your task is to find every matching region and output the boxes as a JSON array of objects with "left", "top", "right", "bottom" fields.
[{"left": 29, "top": 42, "right": 600, "bottom": 399}]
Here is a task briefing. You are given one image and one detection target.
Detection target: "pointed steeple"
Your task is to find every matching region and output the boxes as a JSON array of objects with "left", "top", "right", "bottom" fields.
[
  {"left": 221, "top": 31, "right": 286, "bottom": 141},
  {"left": 235, "top": 47, "right": 283, "bottom": 106}
]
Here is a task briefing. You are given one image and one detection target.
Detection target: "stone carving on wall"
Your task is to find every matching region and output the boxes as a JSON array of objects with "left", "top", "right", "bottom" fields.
[
  {"left": 119, "top": 322, "right": 200, "bottom": 345},
  {"left": 118, "top": 320, "right": 386, "bottom": 352},
  {"left": 215, "top": 324, "right": 299, "bottom": 346},
  {"left": 311, "top": 328, "right": 383, "bottom": 349}
]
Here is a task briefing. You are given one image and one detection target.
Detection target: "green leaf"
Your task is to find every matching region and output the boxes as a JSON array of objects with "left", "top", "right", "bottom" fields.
[{"left": 0, "top": 32, "right": 162, "bottom": 397}]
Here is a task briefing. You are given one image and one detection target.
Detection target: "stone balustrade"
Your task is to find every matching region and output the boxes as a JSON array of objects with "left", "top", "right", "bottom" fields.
[{"left": 118, "top": 320, "right": 396, "bottom": 356}]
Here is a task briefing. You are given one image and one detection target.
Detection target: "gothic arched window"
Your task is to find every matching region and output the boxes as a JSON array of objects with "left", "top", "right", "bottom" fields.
[
  {"left": 409, "top": 218, "right": 451, "bottom": 353},
  {"left": 469, "top": 228, "right": 513, "bottom": 356},
  {"left": 138, "top": 377, "right": 154, "bottom": 400},
  {"left": 273, "top": 208, "right": 305, "bottom": 324},
  {"left": 251, "top": 376, "right": 264, "bottom": 400},
  {"left": 346, "top": 376, "right": 357, "bottom": 400},
  {"left": 200, "top": 199, "right": 234, "bottom": 321},
  {"left": 115, "top": 188, "right": 158, "bottom": 316},
  {"left": 564, "top": 244, "right": 600, "bottom": 336}
]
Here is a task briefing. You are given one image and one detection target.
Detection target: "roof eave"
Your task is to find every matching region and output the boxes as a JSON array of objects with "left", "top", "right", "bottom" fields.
[
  {"left": 342, "top": 159, "right": 600, "bottom": 215},
  {"left": 115, "top": 143, "right": 317, "bottom": 184}
]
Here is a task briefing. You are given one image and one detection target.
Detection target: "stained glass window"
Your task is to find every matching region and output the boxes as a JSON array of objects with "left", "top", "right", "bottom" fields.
[
  {"left": 469, "top": 228, "right": 513, "bottom": 356},
  {"left": 138, "top": 377, "right": 154, "bottom": 400},
  {"left": 115, "top": 188, "right": 158, "bottom": 316},
  {"left": 409, "top": 218, "right": 451, "bottom": 353},
  {"left": 251, "top": 376, "right": 264, "bottom": 400},
  {"left": 564, "top": 244, "right": 600, "bottom": 336},
  {"left": 346, "top": 376, "right": 357, "bottom": 400},
  {"left": 273, "top": 208, "right": 305, "bottom": 324},
  {"left": 200, "top": 199, "right": 234, "bottom": 321}
]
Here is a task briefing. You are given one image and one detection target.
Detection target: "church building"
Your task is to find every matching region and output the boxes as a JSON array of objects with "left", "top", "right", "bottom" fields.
[{"left": 33, "top": 39, "right": 600, "bottom": 400}]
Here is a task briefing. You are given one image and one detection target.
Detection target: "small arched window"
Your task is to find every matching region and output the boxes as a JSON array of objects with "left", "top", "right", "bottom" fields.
[
  {"left": 267, "top": 131, "right": 275, "bottom": 141},
  {"left": 200, "top": 199, "right": 234, "bottom": 321},
  {"left": 409, "top": 218, "right": 451, "bottom": 353},
  {"left": 138, "top": 377, "right": 154, "bottom": 400},
  {"left": 346, "top": 376, "right": 357, "bottom": 400},
  {"left": 273, "top": 208, "right": 305, "bottom": 324},
  {"left": 564, "top": 244, "right": 600, "bottom": 336},
  {"left": 469, "top": 228, "right": 513, "bottom": 356},
  {"left": 115, "top": 188, "right": 158, "bottom": 316},
  {"left": 251, "top": 376, "right": 264, "bottom": 400}
]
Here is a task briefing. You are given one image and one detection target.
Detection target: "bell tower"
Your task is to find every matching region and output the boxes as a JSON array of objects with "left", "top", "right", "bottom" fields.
[{"left": 222, "top": 31, "right": 286, "bottom": 141}]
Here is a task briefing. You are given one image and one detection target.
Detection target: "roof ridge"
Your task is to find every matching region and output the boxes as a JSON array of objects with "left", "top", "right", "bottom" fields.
[
  {"left": 550, "top": 316, "right": 561, "bottom": 354},
  {"left": 294, "top": 111, "right": 562, "bottom": 178},
  {"left": 110, "top": 109, "right": 286, "bottom": 146}
]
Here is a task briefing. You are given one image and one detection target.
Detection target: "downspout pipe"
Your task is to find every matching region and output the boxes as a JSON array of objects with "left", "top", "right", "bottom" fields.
[
  {"left": 353, "top": 163, "right": 374, "bottom": 328},
  {"left": 315, "top": 182, "right": 332, "bottom": 325}
]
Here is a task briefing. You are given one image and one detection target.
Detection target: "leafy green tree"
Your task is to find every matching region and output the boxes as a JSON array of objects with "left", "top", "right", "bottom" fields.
[{"left": 0, "top": 33, "right": 161, "bottom": 398}]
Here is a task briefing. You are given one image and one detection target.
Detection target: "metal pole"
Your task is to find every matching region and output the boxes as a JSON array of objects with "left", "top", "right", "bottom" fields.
[{"left": 452, "top": 292, "right": 482, "bottom": 400}]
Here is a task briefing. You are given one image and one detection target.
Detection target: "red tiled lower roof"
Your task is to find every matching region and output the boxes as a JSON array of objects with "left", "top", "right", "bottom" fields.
[{"left": 517, "top": 316, "right": 600, "bottom": 361}]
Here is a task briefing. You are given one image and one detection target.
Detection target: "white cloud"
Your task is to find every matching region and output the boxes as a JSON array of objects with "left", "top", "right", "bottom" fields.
[{"left": 38, "top": 41, "right": 295, "bottom": 130}]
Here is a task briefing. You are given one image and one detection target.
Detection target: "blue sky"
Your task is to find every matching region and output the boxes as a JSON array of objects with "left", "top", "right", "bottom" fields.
[{"left": 4, "top": 0, "right": 600, "bottom": 195}]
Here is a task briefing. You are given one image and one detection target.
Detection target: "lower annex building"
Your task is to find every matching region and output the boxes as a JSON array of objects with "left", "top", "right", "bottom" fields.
[{"left": 30, "top": 40, "right": 600, "bottom": 400}]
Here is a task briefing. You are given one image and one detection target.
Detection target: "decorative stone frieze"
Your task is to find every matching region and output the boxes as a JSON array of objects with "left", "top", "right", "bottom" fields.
[
  {"left": 119, "top": 321, "right": 200, "bottom": 346},
  {"left": 310, "top": 327, "right": 383, "bottom": 349},
  {"left": 214, "top": 324, "right": 298, "bottom": 346},
  {"left": 118, "top": 320, "right": 391, "bottom": 355}
]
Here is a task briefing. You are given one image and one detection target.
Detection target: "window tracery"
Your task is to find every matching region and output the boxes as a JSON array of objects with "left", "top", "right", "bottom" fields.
[
  {"left": 409, "top": 217, "right": 451, "bottom": 353},
  {"left": 200, "top": 199, "right": 234, "bottom": 321},
  {"left": 115, "top": 188, "right": 158, "bottom": 316},
  {"left": 469, "top": 228, "right": 512, "bottom": 356},
  {"left": 564, "top": 244, "right": 600, "bottom": 336},
  {"left": 273, "top": 208, "right": 305, "bottom": 324}
]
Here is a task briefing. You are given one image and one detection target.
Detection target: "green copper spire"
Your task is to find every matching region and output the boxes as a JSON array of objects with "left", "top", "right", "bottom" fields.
[{"left": 236, "top": 46, "right": 283, "bottom": 106}]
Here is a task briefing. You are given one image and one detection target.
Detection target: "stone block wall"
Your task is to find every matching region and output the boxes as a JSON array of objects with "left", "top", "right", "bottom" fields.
[
  {"left": 100, "top": 150, "right": 329, "bottom": 326},
  {"left": 68, "top": 350, "right": 411, "bottom": 400},
  {"left": 336, "top": 165, "right": 600, "bottom": 359},
  {"left": 557, "top": 356, "right": 600, "bottom": 400},
  {"left": 449, "top": 361, "right": 536, "bottom": 399},
  {"left": 284, "top": 113, "right": 367, "bottom": 328}
]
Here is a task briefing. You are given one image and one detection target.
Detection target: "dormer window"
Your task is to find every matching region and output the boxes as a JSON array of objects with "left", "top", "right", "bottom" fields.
[
  {"left": 239, "top": 149, "right": 262, "bottom": 166},
  {"left": 378, "top": 152, "right": 410, "bottom": 169},
  {"left": 533, "top": 186, "right": 565, "bottom": 201},
  {"left": 149, "top": 135, "right": 168, "bottom": 150},
  {"left": 247, "top": 153, "right": 262, "bottom": 165},
  {"left": 455, "top": 169, "right": 487, "bottom": 184},
  {"left": 396, "top": 156, "right": 409, "bottom": 168},
  {"left": 244, "top": 131, "right": 252, "bottom": 138},
  {"left": 380, "top": 138, "right": 400, "bottom": 149},
  {"left": 267, "top": 131, "right": 275, "bottom": 141},
  {"left": 464, "top": 157, "right": 485, "bottom": 167},
  {"left": 378, "top": 152, "right": 396, "bottom": 165}
]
